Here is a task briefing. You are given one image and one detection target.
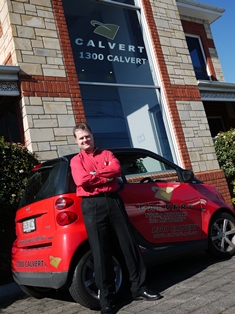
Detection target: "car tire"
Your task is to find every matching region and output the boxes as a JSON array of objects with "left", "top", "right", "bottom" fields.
[
  {"left": 207, "top": 212, "right": 235, "bottom": 258},
  {"left": 19, "top": 285, "right": 54, "bottom": 299},
  {"left": 69, "top": 250, "right": 127, "bottom": 309}
]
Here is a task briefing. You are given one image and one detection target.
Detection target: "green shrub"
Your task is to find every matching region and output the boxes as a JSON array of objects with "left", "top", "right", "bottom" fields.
[
  {"left": 214, "top": 128, "right": 235, "bottom": 205},
  {"left": 0, "top": 137, "right": 38, "bottom": 284},
  {"left": 0, "top": 137, "right": 38, "bottom": 213}
]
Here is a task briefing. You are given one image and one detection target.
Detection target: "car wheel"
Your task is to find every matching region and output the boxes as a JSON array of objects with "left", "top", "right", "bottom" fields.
[
  {"left": 69, "top": 250, "right": 125, "bottom": 309},
  {"left": 208, "top": 212, "right": 235, "bottom": 258},
  {"left": 19, "top": 285, "right": 54, "bottom": 298}
]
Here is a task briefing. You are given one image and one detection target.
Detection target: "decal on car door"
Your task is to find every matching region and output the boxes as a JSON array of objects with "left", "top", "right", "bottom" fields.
[{"left": 120, "top": 182, "right": 202, "bottom": 244}]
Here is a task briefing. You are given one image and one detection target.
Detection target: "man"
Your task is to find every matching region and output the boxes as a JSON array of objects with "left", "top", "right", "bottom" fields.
[{"left": 70, "top": 123, "right": 162, "bottom": 314}]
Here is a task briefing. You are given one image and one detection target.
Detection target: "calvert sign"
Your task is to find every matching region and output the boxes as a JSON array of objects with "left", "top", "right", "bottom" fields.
[{"left": 74, "top": 20, "right": 147, "bottom": 65}]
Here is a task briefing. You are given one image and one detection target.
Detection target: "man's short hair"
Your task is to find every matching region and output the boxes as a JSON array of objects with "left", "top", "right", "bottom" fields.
[{"left": 73, "top": 122, "right": 93, "bottom": 138}]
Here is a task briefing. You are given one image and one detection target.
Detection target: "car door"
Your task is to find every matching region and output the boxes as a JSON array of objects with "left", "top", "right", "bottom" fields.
[{"left": 118, "top": 152, "right": 203, "bottom": 244}]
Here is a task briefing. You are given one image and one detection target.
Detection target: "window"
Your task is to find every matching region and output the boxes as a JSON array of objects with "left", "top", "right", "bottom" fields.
[
  {"left": 81, "top": 85, "right": 173, "bottom": 162},
  {"left": 117, "top": 151, "right": 178, "bottom": 183},
  {"left": 62, "top": 0, "right": 174, "bottom": 161},
  {"left": 63, "top": 0, "right": 150, "bottom": 85},
  {"left": 186, "top": 36, "right": 209, "bottom": 80},
  {"left": 207, "top": 117, "right": 225, "bottom": 139},
  {"left": 226, "top": 102, "right": 235, "bottom": 118},
  {"left": 19, "top": 160, "right": 70, "bottom": 208},
  {"left": 0, "top": 97, "right": 22, "bottom": 143}
]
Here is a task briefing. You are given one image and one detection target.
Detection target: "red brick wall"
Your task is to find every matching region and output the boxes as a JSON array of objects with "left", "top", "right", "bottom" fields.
[
  {"left": 51, "top": 0, "right": 85, "bottom": 125},
  {"left": 196, "top": 169, "right": 232, "bottom": 206},
  {"left": 142, "top": 0, "right": 195, "bottom": 170},
  {"left": 20, "top": 75, "right": 68, "bottom": 97},
  {"left": 3, "top": 52, "right": 13, "bottom": 65}
]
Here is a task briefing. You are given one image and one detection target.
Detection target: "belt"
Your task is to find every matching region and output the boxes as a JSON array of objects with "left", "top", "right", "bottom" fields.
[{"left": 82, "top": 192, "right": 116, "bottom": 198}]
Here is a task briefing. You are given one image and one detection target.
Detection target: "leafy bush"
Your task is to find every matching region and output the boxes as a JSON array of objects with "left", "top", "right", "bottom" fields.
[
  {"left": 0, "top": 137, "right": 38, "bottom": 284},
  {"left": 214, "top": 128, "right": 235, "bottom": 205},
  {"left": 0, "top": 137, "right": 38, "bottom": 212}
]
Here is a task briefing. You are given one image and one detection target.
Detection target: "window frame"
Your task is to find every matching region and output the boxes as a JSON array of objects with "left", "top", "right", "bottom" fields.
[
  {"left": 63, "top": 0, "right": 180, "bottom": 165},
  {"left": 95, "top": 0, "right": 140, "bottom": 10},
  {"left": 185, "top": 34, "right": 211, "bottom": 81}
]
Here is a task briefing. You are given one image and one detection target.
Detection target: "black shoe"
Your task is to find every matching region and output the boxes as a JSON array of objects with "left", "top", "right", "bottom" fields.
[
  {"left": 100, "top": 305, "right": 114, "bottom": 314},
  {"left": 134, "top": 290, "right": 163, "bottom": 301}
]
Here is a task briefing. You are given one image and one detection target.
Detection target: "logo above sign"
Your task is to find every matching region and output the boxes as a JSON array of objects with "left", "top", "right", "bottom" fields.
[{"left": 91, "top": 20, "right": 120, "bottom": 40}]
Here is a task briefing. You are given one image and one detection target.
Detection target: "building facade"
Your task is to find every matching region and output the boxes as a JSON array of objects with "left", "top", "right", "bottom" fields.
[{"left": 0, "top": 0, "right": 234, "bottom": 204}]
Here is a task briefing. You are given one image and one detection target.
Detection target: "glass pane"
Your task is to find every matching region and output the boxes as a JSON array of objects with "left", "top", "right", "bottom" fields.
[
  {"left": 151, "top": 109, "right": 173, "bottom": 161},
  {"left": 186, "top": 36, "right": 209, "bottom": 80},
  {"left": 7, "top": 102, "right": 22, "bottom": 142},
  {"left": 19, "top": 164, "right": 61, "bottom": 207},
  {"left": 0, "top": 99, "right": 21, "bottom": 143},
  {"left": 62, "top": 0, "right": 153, "bottom": 85},
  {"left": 118, "top": 152, "right": 178, "bottom": 183},
  {"left": 80, "top": 85, "right": 172, "bottom": 160},
  {"left": 122, "top": 156, "right": 168, "bottom": 176},
  {"left": 0, "top": 114, "right": 8, "bottom": 139},
  {"left": 62, "top": 0, "right": 174, "bottom": 160},
  {"left": 207, "top": 117, "right": 225, "bottom": 138}
]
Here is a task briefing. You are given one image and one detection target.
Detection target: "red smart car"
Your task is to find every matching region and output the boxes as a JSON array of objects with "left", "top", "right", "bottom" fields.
[{"left": 12, "top": 148, "right": 235, "bottom": 309}]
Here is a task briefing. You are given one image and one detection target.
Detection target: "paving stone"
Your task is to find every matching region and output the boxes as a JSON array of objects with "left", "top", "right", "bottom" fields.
[{"left": 1, "top": 253, "right": 235, "bottom": 313}]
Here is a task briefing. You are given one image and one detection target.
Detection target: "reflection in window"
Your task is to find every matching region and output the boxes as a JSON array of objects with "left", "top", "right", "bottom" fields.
[
  {"left": 186, "top": 36, "right": 209, "bottom": 80},
  {"left": 118, "top": 152, "right": 177, "bottom": 183},
  {"left": 63, "top": 0, "right": 151, "bottom": 85},
  {"left": 0, "top": 97, "right": 21, "bottom": 143},
  {"left": 80, "top": 85, "right": 173, "bottom": 163},
  {"left": 63, "top": 0, "right": 174, "bottom": 161},
  {"left": 122, "top": 156, "right": 168, "bottom": 176},
  {"left": 230, "top": 102, "right": 235, "bottom": 117},
  {"left": 207, "top": 117, "right": 225, "bottom": 139}
]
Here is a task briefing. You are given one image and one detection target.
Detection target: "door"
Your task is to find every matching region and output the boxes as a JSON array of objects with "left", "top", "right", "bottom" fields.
[{"left": 118, "top": 151, "right": 202, "bottom": 244}]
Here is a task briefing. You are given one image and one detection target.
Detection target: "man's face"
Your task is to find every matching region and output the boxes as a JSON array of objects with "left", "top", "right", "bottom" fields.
[{"left": 75, "top": 128, "right": 94, "bottom": 153}]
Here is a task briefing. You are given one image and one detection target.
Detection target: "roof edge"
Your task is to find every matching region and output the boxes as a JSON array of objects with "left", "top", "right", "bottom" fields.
[
  {"left": 0, "top": 65, "right": 20, "bottom": 81},
  {"left": 176, "top": 0, "right": 225, "bottom": 24}
]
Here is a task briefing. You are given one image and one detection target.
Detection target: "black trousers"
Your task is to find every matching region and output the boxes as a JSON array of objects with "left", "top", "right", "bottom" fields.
[{"left": 81, "top": 192, "right": 146, "bottom": 307}]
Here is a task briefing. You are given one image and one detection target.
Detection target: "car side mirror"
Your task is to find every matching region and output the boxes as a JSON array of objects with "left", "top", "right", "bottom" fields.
[{"left": 182, "top": 170, "right": 194, "bottom": 182}]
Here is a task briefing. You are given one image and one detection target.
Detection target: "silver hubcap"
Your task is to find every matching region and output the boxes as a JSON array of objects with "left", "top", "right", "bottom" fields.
[{"left": 212, "top": 218, "right": 235, "bottom": 252}]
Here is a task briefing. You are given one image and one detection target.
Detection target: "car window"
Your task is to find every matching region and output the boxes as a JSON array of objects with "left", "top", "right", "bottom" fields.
[
  {"left": 121, "top": 155, "right": 178, "bottom": 183},
  {"left": 19, "top": 163, "right": 62, "bottom": 208}
]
